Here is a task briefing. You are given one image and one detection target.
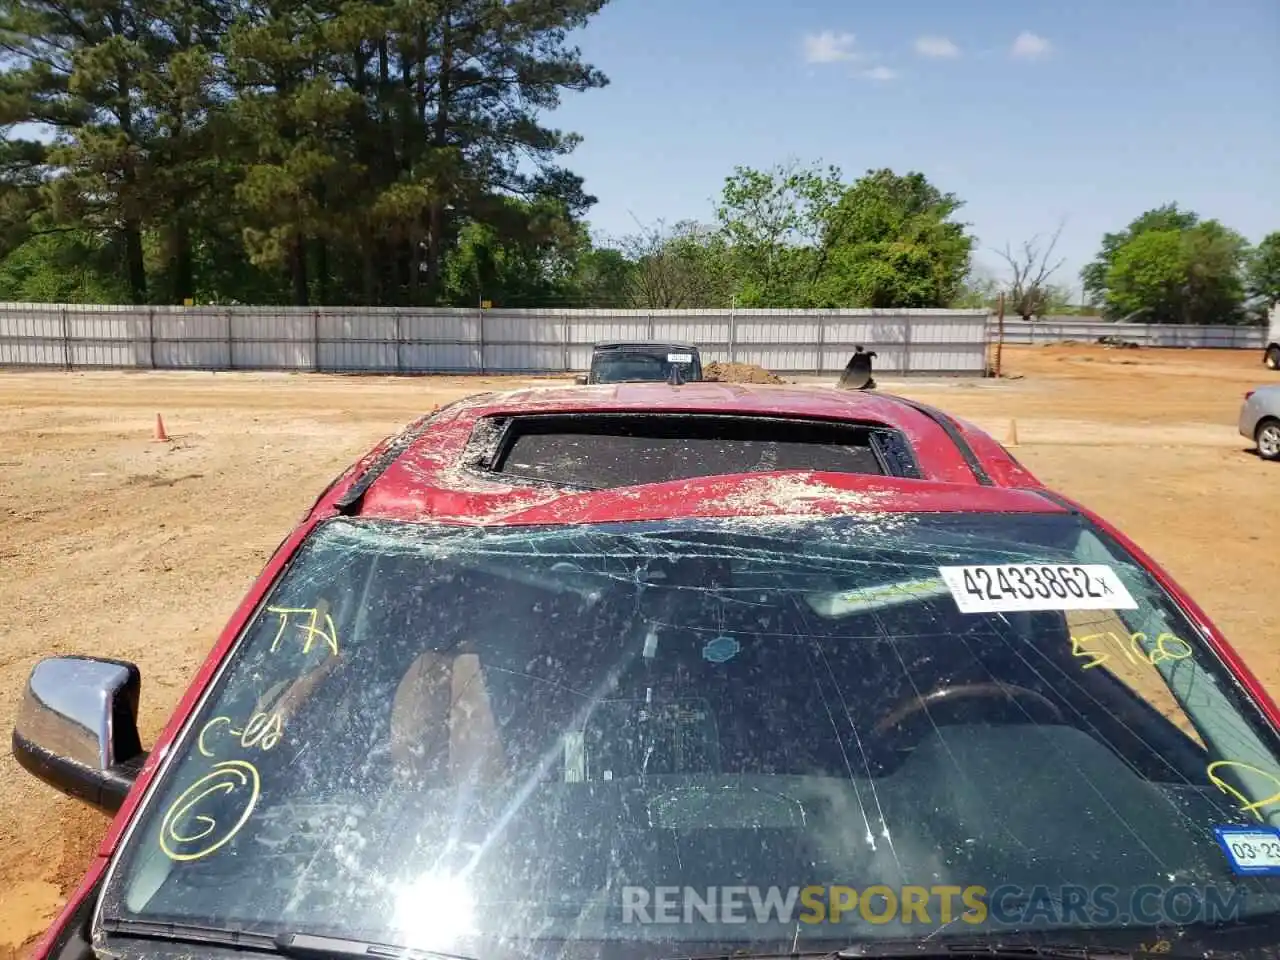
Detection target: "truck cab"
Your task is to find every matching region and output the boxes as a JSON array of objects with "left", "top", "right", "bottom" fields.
[{"left": 575, "top": 341, "right": 703, "bottom": 385}]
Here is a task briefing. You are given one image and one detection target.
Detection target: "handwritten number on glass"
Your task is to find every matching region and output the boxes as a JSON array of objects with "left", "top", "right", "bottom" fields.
[
  {"left": 198, "top": 712, "right": 284, "bottom": 758},
  {"left": 1070, "top": 631, "right": 1193, "bottom": 670},
  {"left": 266, "top": 605, "right": 339, "bottom": 656}
]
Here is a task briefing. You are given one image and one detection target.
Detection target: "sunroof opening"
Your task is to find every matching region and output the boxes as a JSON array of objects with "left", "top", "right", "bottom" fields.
[{"left": 473, "top": 413, "right": 920, "bottom": 489}]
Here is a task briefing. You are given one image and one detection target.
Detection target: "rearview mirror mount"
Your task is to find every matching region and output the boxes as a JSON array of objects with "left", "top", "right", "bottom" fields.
[{"left": 12, "top": 656, "right": 148, "bottom": 816}]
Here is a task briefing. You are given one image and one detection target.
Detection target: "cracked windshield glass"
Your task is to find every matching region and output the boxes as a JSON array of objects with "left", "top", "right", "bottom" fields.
[{"left": 99, "top": 512, "right": 1280, "bottom": 950}]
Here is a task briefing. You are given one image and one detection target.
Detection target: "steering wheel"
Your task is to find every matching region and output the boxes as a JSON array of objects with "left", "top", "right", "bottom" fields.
[{"left": 872, "top": 681, "right": 1065, "bottom": 739}]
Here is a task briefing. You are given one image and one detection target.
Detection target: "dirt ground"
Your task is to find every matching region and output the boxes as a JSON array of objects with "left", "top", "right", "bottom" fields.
[{"left": 1, "top": 344, "right": 1277, "bottom": 951}]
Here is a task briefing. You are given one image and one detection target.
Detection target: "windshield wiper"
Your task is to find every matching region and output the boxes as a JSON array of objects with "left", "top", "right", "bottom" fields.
[
  {"left": 102, "top": 918, "right": 480, "bottom": 960},
  {"left": 277, "top": 931, "right": 480, "bottom": 960},
  {"left": 102, "top": 917, "right": 278, "bottom": 951}
]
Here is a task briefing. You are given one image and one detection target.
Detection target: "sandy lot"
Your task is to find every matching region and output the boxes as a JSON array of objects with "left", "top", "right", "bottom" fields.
[{"left": 2, "top": 344, "right": 1278, "bottom": 950}]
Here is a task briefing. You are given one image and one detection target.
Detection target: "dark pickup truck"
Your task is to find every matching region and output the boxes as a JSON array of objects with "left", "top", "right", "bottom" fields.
[{"left": 575, "top": 341, "right": 703, "bottom": 385}]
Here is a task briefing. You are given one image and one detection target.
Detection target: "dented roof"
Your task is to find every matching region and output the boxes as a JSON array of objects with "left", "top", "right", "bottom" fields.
[{"left": 316, "top": 382, "right": 1059, "bottom": 526}]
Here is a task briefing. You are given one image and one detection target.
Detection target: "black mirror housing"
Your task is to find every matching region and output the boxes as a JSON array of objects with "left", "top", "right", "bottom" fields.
[{"left": 12, "top": 656, "right": 148, "bottom": 816}]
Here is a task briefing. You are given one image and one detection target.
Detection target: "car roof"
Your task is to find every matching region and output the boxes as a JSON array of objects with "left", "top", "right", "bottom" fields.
[
  {"left": 318, "top": 382, "right": 1062, "bottom": 526},
  {"left": 592, "top": 341, "right": 699, "bottom": 351}
]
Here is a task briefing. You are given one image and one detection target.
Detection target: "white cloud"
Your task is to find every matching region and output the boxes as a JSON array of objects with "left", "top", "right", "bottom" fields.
[
  {"left": 914, "top": 35, "right": 960, "bottom": 58},
  {"left": 1010, "top": 31, "right": 1051, "bottom": 59},
  {"left": 863, "top": 66, "right": 898, "bottom": 82},
  {"left": 803, "top": 30, "right": 858, "bottom": 63}
]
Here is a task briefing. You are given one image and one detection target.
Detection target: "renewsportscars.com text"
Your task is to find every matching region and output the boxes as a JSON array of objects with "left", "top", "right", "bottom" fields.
[{"left": 620, "top": 884, "right": 1247, "bottom": 927}]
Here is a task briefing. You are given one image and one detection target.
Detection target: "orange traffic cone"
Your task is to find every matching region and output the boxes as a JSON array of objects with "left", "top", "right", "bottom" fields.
[{"left": 153, "top": 413, "right": 170, "bottom": 442}]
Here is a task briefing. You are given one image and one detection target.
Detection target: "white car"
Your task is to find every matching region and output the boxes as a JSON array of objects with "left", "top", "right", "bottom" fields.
[{"left": 1240, "top": 384, "right": 1280, "bottom": 461}]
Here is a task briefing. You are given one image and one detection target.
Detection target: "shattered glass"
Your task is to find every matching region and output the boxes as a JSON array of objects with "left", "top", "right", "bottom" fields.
[{"left": 96, "top": 512, "right": 1280, "bottom": 952}]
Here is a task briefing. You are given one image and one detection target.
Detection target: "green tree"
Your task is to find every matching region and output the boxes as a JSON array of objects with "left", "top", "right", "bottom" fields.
[
  {"left": 0, "top": 0, "right": 613, "bottom": 305},
  {"left": 1080, "top": 204, "right": 1200, "bottom": 308},
  {"left": 1092, "top": 213, "right": 1251, "bottom": 324},
  {"left": 0, "top": 136, "right": 50, "bottom": 259},
  {"left": 440, "top": 196, "right": 589, "bottom": 306},
  {"left": 814, "top": 168, "right": 974, "bottom": 308},
  {"left": 0, "top": 224, "right": 130, "bottom": 301},
  {"left": 1247, "top": 231, "right": 1280, "bottom": 310},
  {"left": 572, "top": 246, "right": 635, "bottom": 306},
  {"left": 0, "top": 0, "right": 182, "bottom": 302},
  {"left": 714, "top": 160, "right": 843, "bottom": 307},
  {"left": 708, "top": 163, "right": 974, "bottom": 309}
]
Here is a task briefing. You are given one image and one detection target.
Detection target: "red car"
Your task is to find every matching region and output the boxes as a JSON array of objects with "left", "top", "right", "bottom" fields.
[{"left": 14, "top": 383, "right": 1280, "bottom": 960}]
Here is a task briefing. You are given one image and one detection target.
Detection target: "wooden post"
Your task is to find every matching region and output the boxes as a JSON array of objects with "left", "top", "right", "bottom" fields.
[{"left": 995, "top": 293, "right": 1005, "bottom": 378}]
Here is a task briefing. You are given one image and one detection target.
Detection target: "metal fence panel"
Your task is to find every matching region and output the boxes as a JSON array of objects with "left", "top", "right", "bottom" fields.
[
  {"left": 0, "top": 302, "right": 1263, "bottom": 376},
  {"left": 991, "top": 317, "right": 1265, "bottom": 349},
  {"left": 568, "top": 315, "right": 651, "bottom": 344},
  {"left": 651, "top": 317, "right": 730, "bottom": 346}
]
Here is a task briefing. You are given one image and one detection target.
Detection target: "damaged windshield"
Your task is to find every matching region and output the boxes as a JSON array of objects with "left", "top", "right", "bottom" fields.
[
  {"left": 97, "top": 512, "right": 1280, "bottom": 955},
  {"left": 592, "top": 350, "right": 699, "bottom": 383}
]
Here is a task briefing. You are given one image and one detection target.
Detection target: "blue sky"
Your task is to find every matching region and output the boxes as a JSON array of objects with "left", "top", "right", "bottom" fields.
[{"left": 551, "top": 0, "right": 1280, "bottom": 297}]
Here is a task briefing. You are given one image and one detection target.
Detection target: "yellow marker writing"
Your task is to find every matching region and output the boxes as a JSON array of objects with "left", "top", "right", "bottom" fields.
[
  {"left": 159, "top": 759, "right": 261, "bottom": 862},
  {"left": 1207, "top": 760, "right": 1280, "bottom": 823},
  {"left": 239, "top": 711, "right": 284, "bottom": 750},
  {"left": 1149, "top": 632, "right": 1193, "bottom": 664},
  {"left": 198, "top": 712, "right": 283, "bottom": 757},
  {"left": 1070, "top": 631, "right": 1194, "bottom": 671},
  {"left": 266, "top": 605, "right": 339, "bottom": 656}
]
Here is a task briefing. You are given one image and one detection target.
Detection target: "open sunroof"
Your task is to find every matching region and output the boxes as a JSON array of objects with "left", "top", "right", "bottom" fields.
[{"left": 463, "top": 413, "right": 922, "bottom": 490}]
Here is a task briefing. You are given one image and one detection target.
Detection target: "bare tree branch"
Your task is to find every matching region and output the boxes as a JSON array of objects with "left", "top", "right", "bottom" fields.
[
  {"left": 605, "top": 214, "right": 725, "bottom": 309},
  {"left": 993, "top": 218, "right": 1067, "bottom": 320}
]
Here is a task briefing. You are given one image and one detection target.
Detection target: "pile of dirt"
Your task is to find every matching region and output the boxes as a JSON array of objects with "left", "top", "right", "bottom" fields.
[{"left": 703, "top": 361, "right": 786, "bottom": 385}]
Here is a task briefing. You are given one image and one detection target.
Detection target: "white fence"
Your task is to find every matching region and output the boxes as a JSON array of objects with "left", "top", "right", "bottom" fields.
[
  {"left": 0, "top": 305, "right": 992, "bottom": 375},
  {"left": 0, "top": 303, "right": 1266, "bottom": 376},
  {"left": 991, "top": 316, "right": 1266, "bottom": 349}
]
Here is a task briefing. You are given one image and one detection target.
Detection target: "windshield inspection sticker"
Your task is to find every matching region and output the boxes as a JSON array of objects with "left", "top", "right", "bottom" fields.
[
  {"left": 938, "top": 563, "right": 1138, "bottom": 613},
  {"left": 1215, "top": 826, "right": 1280, "bottom": 876},
  {"left": 667, "top": 353, "right": 693, "bottom": 363}
]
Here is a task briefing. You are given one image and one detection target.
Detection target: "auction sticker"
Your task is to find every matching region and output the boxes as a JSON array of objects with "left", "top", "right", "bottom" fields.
[
  {"left": 1214, "top": 825, "right": 1280, "bottom": 876},
  {"left": 938, "top": 563, "right": 1138, "bottom": 613},
  {"left": 667, "top": 353, "right": 693, "bottom": 363}
]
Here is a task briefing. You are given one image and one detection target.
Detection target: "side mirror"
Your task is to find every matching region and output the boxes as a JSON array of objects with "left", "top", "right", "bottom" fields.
[
  {"left": 574, "top": 374, "right": 588, "bottom": 385},
  {"left": 12, "top": 656, "right": 148, "bottom": 816}
]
